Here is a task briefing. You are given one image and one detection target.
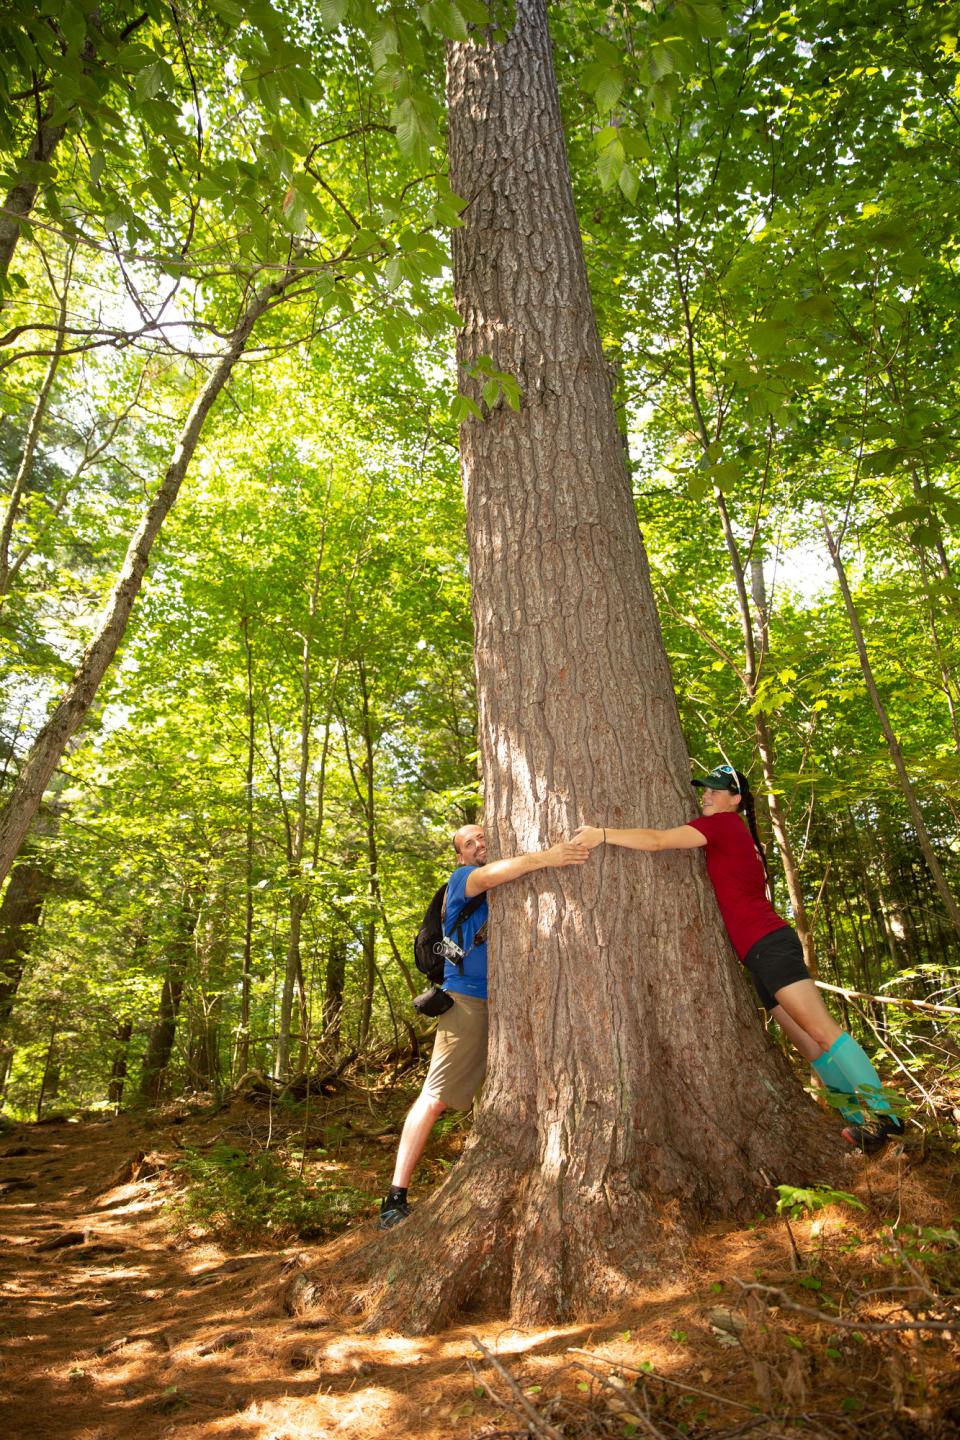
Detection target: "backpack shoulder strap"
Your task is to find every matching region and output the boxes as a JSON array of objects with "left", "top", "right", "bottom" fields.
[{"left": 449, "top": 889, "right": 484, "bottom": 946}]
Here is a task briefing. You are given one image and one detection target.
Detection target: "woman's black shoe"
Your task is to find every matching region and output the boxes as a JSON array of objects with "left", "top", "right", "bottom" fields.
[{"left": 842, "top": 1114, "right": 904, "bottom": 1155}]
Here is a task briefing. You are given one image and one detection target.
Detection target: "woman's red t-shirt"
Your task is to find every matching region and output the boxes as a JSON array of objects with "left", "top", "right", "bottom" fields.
[{"left": 688, "top": 811, "right": 787, "bottom": 960}]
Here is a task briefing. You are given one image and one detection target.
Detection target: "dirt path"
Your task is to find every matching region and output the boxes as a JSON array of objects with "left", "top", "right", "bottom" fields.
[
  {"left": 0, "top": 1109, "right": 529, "bottom": 1440},
  {"left": 1, "top": 1109, "right": 958, "bottom": 1440},
  {"left": 0, "top": 1113, "right": 310, "bottom": 1438}
]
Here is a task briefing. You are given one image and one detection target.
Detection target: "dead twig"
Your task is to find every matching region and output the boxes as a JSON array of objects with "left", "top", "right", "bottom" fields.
[
  {"left": 568, "top": 1347, "right": 757, "bottom": 1413},
  {"left": 470, "top": 1335, "right": 566, "bottom": 1440},
  {"left": 732, "top": 1280, "right": 960, "bottom": 1334},
  {"left": 567, "top": 1358, "right": 670, "bottom": 1438}
]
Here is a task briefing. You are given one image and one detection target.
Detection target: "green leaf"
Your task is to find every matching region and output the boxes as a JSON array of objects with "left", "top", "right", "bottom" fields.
[
  {"left": 686, "top": 1, "right": 726, "bottom": 38},
  {"left": 392, "top": 98, "right": 423, "bottom": 157},
  {"left": 619, "top": 126, "right": 652, "bottom": 161},
  {"left": 89, "top": 150, "right": 105, "bottom": 186},
  {"left": 451, "top": 394, "right": 483, "bottom": 423},
  {"left": 481, "top": 378, "right": 499, "bottom": 408},
  {"left": 594, "top": 68, "right": 624, "bottom": 115},
  {"left": 60, "top": 2, "right": 89, "bottom": 52},
  {"left": 433, "top": 1, "right": 469, "bottom": 41},
  {"left": 597, "top": 138, "right": 625, "bottom": 192},
  {"left": 281, "top": 186, "right": 307, "bottom": 233},
  {"left": 618, "top": 163, "right": 639, "bottom": 203},
  {"left": 648, "top": 44, "right": 676, "bottom": 81},
  {"left": 457, "top": 0, "right": 490, "bottom": 23},
  {"left": 371, "top": 19, "right": 400, "bottom": 70},
  {"left": 207, "top": 0, "right": 245, "bottom": 26},
  {"left": 501, "top": 378, "right": 521, "bottom": 411},
  {"left": 318, "top": 0, "right": 349, "bottom": 29},
  {"left": 134, "top": 63, "right": 163, "bottom": 103}
]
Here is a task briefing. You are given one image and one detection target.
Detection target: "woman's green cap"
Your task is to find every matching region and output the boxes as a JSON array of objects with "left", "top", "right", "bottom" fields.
[{"left": 692, "top": 763, "right": 741, "bottom": 793}]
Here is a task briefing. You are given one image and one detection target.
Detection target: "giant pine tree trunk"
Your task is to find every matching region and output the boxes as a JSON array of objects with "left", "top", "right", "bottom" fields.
[{"left": 358, "top": 0, "right": 835, "bottom": 1332}]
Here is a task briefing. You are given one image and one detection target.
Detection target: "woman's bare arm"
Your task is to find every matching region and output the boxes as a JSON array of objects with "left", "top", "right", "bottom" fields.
[{"left": 573, "top": 823, "right": 707, "bottom": 852}]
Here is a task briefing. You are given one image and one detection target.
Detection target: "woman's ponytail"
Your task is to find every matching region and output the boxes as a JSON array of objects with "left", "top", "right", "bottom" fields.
[{"left": 736, "top": 772, "right": 770, "bottom": 887}]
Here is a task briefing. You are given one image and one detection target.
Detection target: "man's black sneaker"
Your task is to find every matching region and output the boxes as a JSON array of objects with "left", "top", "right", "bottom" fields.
[
  {"left": 842, "top": 1114, "right": 904, "bottom": 1155},
  {"left": 379, "top": 1196, "right": 411, "bottom": 1230}
]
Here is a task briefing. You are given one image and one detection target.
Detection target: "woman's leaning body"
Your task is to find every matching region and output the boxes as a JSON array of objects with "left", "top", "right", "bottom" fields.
[{"left": 576, "top": 764, "right": 903, "bottom": 1154}]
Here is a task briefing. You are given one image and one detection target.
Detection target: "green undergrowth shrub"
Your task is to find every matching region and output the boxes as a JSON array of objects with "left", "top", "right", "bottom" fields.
[{"left": 171, "top": 1143, "right": 367, "bottom": 1243}]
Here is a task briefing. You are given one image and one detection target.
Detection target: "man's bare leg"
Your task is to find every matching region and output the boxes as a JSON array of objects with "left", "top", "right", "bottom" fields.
[{"left": 391, "top": 1092, "right": 447, "bottom": 1189}]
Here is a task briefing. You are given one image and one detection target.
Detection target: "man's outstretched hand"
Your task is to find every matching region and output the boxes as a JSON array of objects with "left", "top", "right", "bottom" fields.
[{"left": 546, "top": 840, "right": 591, "bottom": 867}]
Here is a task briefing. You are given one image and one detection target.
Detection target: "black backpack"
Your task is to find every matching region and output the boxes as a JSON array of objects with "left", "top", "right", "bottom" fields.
[{"left": 412, "top": 884, "right": 485, "bottom": 1016}]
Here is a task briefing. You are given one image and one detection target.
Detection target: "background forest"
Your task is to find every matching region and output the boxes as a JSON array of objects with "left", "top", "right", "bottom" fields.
[{"left": 1, "top": 0, "right": 958, "bottom": 1123}]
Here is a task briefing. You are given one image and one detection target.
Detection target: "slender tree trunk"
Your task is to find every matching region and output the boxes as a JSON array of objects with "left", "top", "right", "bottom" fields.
[
  {"left": 323, "top": 932, "right": 346, "bottom": 1050},
  {"left": 357, "top": 658, "right": 378, "bottom": 1049},
  {"left": 0, "top": 118, "right": 69, "bottom": 294},
  {"left": 139, "top": 892, "right": 200, "bottom": 1105},
  {"left": 189, "top": 887, "right": 226, "bottom": 1094},
  {"left": 822, "top": 514, "right": 960, "bottom": 938},
  {"left": 671, "top": 205, "right": 814, "bottom": 966},
  {"left": 107, "top": 1020, "right": 133, "bottom": 1107},
  {"left": 36, "top": 1015, "right": 60, "bottom": 1120},
  {"left": 717, "top": 506, "right": 815, "bottom": 968},
  {"left": 0, "top": 251, "right": 72, "bottom": 597},
  {"left": 277, "top": 539, "right": 325, "bottom": 1079},
  {"left": 0, "top": 814, "right": 58, "bottom": 1031},
  {"left": 914, "top": 540, "right": 960, "bottom": 755},
  {"left": 356, "top": 0, "right": 836, "bottom": 1334},
  {"left": 235, "top": 613, "right": 256, "bottom": 1078},
  {"left": 0, "top": 271, "right": 293, "bottom": 888}
]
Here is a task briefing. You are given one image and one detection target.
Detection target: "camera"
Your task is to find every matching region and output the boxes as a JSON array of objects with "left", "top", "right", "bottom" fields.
[{"left": 434, "top": 934, "right": 466, "bottom": 966}]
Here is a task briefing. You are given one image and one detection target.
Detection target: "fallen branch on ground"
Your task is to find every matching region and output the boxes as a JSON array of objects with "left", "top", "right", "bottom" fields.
[{"left": 732, "top": 1280, "right": 960, "bottom": 1334}]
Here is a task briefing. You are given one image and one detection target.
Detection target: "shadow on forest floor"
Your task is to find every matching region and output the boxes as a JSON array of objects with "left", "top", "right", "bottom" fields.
[{"left": 0, "top": 1076, "right": 958, "bottom": 1440}]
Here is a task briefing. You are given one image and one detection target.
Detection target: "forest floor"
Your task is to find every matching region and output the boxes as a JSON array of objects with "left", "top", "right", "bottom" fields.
[{"left": 0, "top": 1074, "right": 958, "bottom": 1440}]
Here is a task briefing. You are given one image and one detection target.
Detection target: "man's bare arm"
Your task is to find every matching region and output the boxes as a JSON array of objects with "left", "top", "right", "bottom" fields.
[{"left": 464, "top": 840, "right": 590, "bottom": 896}]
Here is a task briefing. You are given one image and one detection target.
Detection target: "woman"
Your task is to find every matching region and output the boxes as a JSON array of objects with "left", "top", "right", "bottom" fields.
[{"left": 575, "top": 763, "right": 903, "bottom": 1154}]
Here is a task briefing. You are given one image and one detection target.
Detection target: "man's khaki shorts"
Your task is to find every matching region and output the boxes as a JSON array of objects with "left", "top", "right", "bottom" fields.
[{"left": 421, "top": 993, "right": 488, "bottom": 1111}]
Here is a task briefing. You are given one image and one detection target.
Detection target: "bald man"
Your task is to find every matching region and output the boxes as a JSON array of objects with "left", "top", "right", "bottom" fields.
[{"left": 379, "top": 822, "right": 589, "bottom": 1228}]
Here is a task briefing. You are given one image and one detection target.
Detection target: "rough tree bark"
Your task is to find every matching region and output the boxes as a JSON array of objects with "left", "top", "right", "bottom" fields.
[
  {"left": 356, "top": 0, "right": 836, "bottom": 1333},
  {"left": 0, "top": 269, "right": 294, "bottom": 888}
]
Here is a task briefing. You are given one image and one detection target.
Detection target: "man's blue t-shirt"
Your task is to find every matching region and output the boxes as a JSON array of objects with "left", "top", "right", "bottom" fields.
[{"left": 442, "top": 864, "right": 488, "bottom": 999}]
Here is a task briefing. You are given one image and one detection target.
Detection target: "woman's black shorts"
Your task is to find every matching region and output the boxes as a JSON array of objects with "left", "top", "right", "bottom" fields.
[{"left": 743, "top": 926, "right": 810, "bottom": 1011}]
